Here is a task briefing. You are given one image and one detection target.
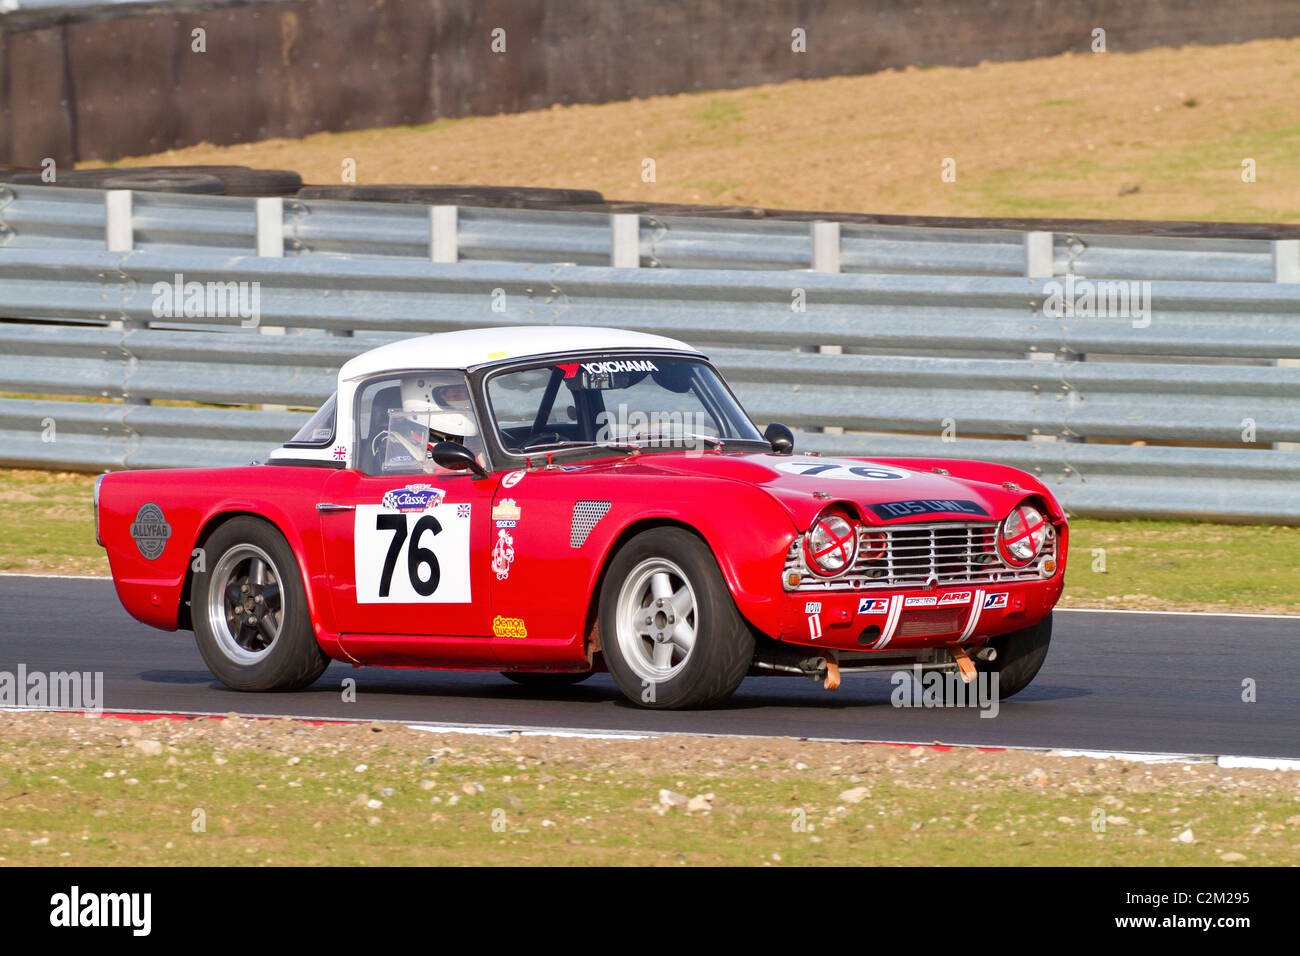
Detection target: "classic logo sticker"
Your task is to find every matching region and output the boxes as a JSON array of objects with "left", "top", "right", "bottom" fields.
[
  {"left": 492, "top": 615, "right": 528, "bottom": 639},
  {"left": 983, "top": 592, "right": 1009, "bottom": 609},
  {"left": 775, "top": 458, "right": 907, "bottom": 482},
  {"left": 492, "top": 498, "right": 522, "bottom": 528},
  {"left": 381, "top": 484, "right": 445, "bottom": 513},
  {"left": 492, "top": 528, "right": 516, "bottom": 581},
  {"left": 130, "top": 503, "right": 171, "bottom": 560},
  {"left": 938, "top": 591, "right": 973, "bottom": 606},
  {"left": 904, "top": 595, "right": 938, "bottom": 608},
  {"left": 501, "top": 470, "right": 526, "bottom": 489},
  {"left": 858, "top": 597, "right": 889, "bottom": 614},
  {"left": 868, "top": 498, "right": 989, "bottom": 519}
]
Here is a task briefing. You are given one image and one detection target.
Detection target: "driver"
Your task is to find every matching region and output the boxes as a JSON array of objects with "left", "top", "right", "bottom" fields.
[{"left": 399, "top": 376, "right": 478, "bottom": 446}]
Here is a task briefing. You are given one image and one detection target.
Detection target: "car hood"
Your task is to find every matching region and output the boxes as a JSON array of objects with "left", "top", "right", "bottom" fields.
[{"left": 642, "top": 452, "right": 1038, "bottom": 529}]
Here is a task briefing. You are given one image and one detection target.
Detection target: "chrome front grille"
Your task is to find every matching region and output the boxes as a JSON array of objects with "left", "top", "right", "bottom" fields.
[{"left": 784, "top": 520, "right": 1056, "bottom": 591}]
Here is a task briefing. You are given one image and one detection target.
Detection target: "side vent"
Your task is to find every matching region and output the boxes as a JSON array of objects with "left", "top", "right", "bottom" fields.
[{"left": 570, "top": 501, "right": 612, "bottom": 548}]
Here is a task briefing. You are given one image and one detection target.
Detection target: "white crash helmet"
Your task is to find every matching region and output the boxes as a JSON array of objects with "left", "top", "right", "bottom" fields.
[{"left": 399, "top": 376, "right": 478, "bottom": 442}]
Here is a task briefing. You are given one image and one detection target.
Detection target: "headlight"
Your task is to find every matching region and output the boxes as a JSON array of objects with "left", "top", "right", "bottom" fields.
[
  {"left": 803, "top": 514, "right": 859, "bottom": 576},
  {"left": 999, "top": 503, "right": 1048, "bottom": 566}
]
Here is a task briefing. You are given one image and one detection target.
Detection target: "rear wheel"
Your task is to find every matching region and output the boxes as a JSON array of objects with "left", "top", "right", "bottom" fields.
[
  {"left": 192, "top": 517, "right": 330, "bottom": 692},
  {"left": 598, "top": 528, "right": 754, "bottom": 709},
  {"left": 981, "top": 613, "right": 1053, "bottom": 698}
]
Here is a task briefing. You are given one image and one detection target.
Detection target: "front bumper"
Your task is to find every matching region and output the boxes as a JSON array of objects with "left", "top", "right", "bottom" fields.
[{"left": 778, "top": 575, "right": 1064, "bottom": 651}]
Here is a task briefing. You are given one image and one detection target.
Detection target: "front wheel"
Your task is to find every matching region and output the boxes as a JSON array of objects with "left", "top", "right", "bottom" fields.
[
  {"left": 191, "top": 517, "right": 330, "bottom": 692},
  {"left": 981, "top": 613, "right": 1053, "bottom": 698},
  {"left": 598, "top": 527, "right": 754, "bottom": 709}
]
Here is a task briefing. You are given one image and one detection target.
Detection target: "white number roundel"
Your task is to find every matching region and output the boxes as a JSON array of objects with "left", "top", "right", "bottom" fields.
[{"left": 774, "top": 458, "right": 908, "bottom": 481}]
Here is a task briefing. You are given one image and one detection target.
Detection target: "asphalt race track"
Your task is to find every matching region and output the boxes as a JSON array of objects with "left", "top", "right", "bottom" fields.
[{"left": 2, "top": 576, "right": 1296, "bottom": 758}]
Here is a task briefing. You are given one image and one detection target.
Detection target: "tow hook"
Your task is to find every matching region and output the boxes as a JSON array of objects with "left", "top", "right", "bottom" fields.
[
  {"left": 796, "top": 653, "right": 841, "bottom": 690},
  {"left": 950, "top": 645, "right": 977, "bottom": 684}
]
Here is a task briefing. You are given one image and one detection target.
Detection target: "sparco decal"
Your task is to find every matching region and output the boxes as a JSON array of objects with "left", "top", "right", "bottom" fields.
[{"left": 130, "top": 503, "right": 171, "bottom": 560}]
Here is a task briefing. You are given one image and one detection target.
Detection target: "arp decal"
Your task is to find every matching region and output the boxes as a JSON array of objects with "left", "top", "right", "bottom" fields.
[
  {"left": 381, "top": 484, "right": 445, "bottom": 513},
  {"left": 775, "top": 458, "right": 907, "bottom": 481},
  {"left": 130, "top": 503, "right": 171, "bottom": 560},
  {"left": 903, "top": 595, "right": 938, "bottom": 608},
  {"left": 983, "top": 592, "right": 1009, "bottom": 610},
  {"left": 492, "top": 615, "right": 528, "bottom": 639},
  {"left": 501, "top": 470, "right": 526, "bottom": 489},
  {"left": 868, "top": 498, "right": 989, "bottom": 519},
  {"left": 492, "top": 498, "right": 522, "bottom": 528},
  {"left": 492, "top": 529, "right": 516, "bottom": 581},
  {"left": 353, "top": 503, "right": 471, "bottom": 604},
  {"left": 938, "top": 591, "right": 973, "bottom": 606},
  {"left": 858, "top": 597, "right": 889, "bottom": 614}
]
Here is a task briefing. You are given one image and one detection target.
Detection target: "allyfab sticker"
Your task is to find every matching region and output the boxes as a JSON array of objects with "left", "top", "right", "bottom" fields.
[
  {"left": 492, "top": 498, "right": 522, "bottom": 529},
  {"left": 502, "top": 470, "right": 526, "bottom": 489},
  {"left": 492, "top": 615, "right": 528, "bottom": 639},
  {"left": 904, "top": 595, "right": 938, "bottom": 608},
  {"left": 983, "top": 592, "right": 1009, "bottom": 610},
  {"left": 938, "top": 591, "right": 973, "bottom": 606},
  {"left": 868, "top": 498, "right": 989, "bottom": 519},
  {"left": 775, "top": 458, "right": 907, "bottom": 482},
  {"left": 130, "top": 503, "right": 171, "bottom": 560},
  {"left": 858, "top": 597, "right": 889, "bottom": 615},
  {"left": 492, "top": 528, "right": 516, "bottom": 581},
  {"left": 381, "top": 484, "right": 445, "bottom": 513},
  {"left": 353, "top": 502, "right": 471, "bottom": 604}
]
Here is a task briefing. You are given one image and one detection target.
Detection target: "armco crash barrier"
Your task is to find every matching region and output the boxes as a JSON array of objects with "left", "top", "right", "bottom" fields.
[{"left": 0, "top": 187, "right": 1297, "bottom": 523}]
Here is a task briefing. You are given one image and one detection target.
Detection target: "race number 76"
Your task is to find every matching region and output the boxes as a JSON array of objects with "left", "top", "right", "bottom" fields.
[{"left": 375, "top": 514, "right": 441, "bottom": 597}]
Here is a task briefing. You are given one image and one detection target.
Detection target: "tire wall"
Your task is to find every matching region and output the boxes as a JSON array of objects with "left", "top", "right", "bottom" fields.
[{"left": 4, "top": 0, "right": 1300, "bottom": 167}]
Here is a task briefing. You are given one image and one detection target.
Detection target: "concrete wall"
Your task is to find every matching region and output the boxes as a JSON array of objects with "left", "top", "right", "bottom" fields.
[{"left": 3, "top": 0, "right": 1299, "bottom": 166}]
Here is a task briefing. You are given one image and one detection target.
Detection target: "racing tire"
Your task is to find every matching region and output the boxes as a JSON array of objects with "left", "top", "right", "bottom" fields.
[
  {"left": 503, "top": 671, "right": 593, "bottom": 687},
  {"left": 598, "top": 527, "right": 754, "bottom": 709},
  {"left": 982, "top": 612, "right": 1053, "bottom": 699},
  {"left": 191, "top": 517, "right": 330, "bottom": 692}
]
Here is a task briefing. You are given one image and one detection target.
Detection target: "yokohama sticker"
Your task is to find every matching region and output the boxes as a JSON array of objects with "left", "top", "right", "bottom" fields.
[{"left": 130, "top": 503, "right": 171, "bottom": 560}]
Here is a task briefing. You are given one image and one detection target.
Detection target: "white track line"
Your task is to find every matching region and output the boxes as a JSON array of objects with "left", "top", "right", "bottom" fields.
[
  {"left": 3, "top": 706, "right": 1297, "bottom": 769},
  {"left": 1056, "top": 607, "right": 1297, "bottom": 621},
  {"left": 0, "top": 572, "right": 113, "bottom": 581}
]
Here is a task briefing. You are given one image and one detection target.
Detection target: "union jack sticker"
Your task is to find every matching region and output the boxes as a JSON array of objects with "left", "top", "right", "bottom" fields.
[{"left": 457, "top": 504, "right": 472, "bottom": 518}]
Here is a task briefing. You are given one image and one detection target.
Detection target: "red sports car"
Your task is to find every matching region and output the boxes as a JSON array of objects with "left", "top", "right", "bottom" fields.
[{"left": 96, "top": 327, "right": 1068, "bottom": 709}]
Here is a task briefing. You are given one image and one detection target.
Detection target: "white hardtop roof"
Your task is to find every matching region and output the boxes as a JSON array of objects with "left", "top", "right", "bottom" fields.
[{"left": 338, "top": 326, "right": 701, "bottom": 381}]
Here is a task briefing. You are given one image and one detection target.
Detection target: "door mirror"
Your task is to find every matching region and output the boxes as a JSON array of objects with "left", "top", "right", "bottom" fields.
[
  {"left": 763, "top": 422, "right": 795, "bottom": 455},
  {"left": 430, "top": 441, "right": 489, "bottom": 479}
]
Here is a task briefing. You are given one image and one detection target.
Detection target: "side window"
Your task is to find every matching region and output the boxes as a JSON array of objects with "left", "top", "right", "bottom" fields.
[
  {"left": 354, "top": 373, "right": 486, "bottom": 476},
  {"left": 286, "top": 392, "right": 337, "bottom": 446}
]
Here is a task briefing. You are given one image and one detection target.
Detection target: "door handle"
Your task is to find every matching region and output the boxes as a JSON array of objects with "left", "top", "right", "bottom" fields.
[{"left": 316, "top": 503, "right": 356, "bottom": 513}]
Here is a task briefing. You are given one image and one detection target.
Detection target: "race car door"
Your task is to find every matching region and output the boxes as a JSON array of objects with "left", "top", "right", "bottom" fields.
[{"left": 317, "top": 372, "right": 497, "bottom": 649}]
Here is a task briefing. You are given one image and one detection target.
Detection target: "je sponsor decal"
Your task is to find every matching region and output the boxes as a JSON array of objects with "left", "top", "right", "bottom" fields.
[
  {"left": 903, "top": 595, "right": 938, "bottom": 608},
  {"left": 775, "top": 458, "right": 907, "bottom": 482},
  {"left": 130, "top": 503, "right": 171, "bottom": 560},
  {"left": 492, "top": 528, "right": 516, "bottom": 580},
  {"left": 857, "top": 597, "right": 889, "bottom": 614},
  {"left": 868, "top": 498, "right": 989, "bottom": 519},
  {"left": 492, "top": 615, "right": 528, "bottom": 639},
  {"left": 501, "top": 470, "right": 526, "bottom": 489},
  {"left": 983, "top": 592, "right": 1009, "bottom": 609},
  {"left": 381, "top": 484, "right": 444, "bottom": 513},
  {"left": 938, "top": 591, "right": 972, "bottom": 606},
  {"left": 492, "top": 498, "right": 522, "bottom": 528},
  {"left": 804, "top": 601, "right": 822, "bottom": 614}
]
